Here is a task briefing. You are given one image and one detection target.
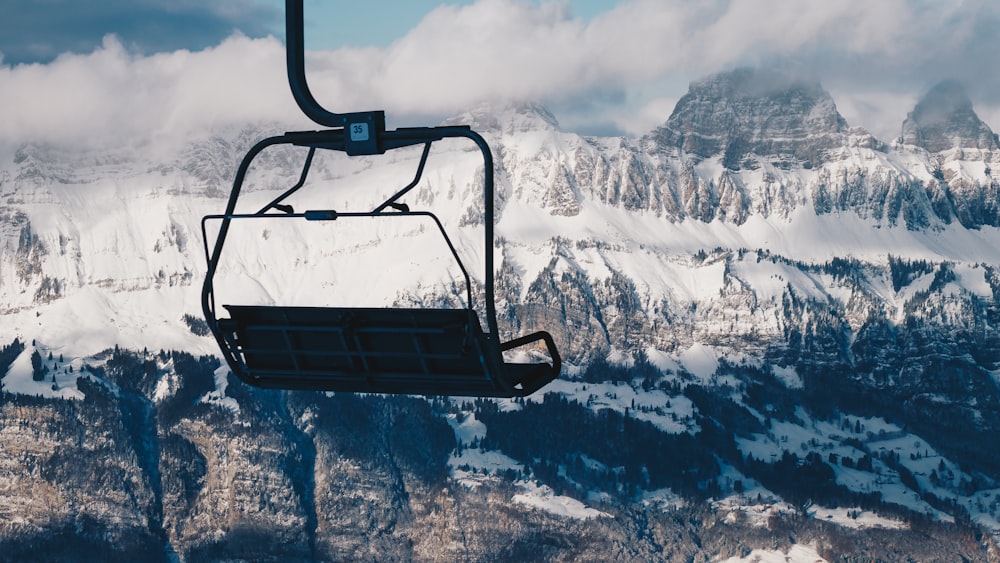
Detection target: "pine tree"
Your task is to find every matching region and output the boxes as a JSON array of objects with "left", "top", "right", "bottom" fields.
[{"left": 31, "top": 350, "right": 44, "bottom": 381}]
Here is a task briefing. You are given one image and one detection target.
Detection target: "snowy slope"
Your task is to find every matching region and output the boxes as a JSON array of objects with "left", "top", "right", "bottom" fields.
[{"left": 1, "top": 101, "right": 999, "bottom": 369}]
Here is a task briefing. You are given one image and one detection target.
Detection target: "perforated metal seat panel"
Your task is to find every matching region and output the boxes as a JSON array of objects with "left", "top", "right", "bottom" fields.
[{"left": 220, "top": 305, "right": 557, "bottom": 397}]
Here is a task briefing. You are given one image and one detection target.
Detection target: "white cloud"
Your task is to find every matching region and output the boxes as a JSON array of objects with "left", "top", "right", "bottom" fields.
[
  {"left": 0, "top": 34, "right": 304, "bottom": 152},
  {"left": 1, "top": 0, "right": 998, "bottom": 150},
  {"left": 313, "top": 0, "right": 1000, "bottom": 139}
]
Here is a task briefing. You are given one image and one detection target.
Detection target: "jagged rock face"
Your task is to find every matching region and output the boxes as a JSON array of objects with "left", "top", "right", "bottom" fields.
[
  {"left": 0, "top": 350, "right": 730, "bottom": 561},
  {"left": 4, "top": 342, "right": 998, "bottom": 561},
  {"left": 894, "top": 81, "right": 1000, "bottom": 228},
  {"left": 567, "top": 140, "right": 658, "bottom": 214},
  {"left": 901, "top": 81, "right": 1000, "bottom": 152},
  {"left": 944, "top": 175, "right": 1000, "bottom": 228},
  {"left": 809, "top": 164, "right": 938, "bottom": 229},
  {"left": 650, "top": 68, "right": 848, "bottom": 169},
  {"left": 3, "top": 311, "right": 1000, "bottom": 561},
  {"left": 0, "top": 380, "right": 162, "bottom": 558}
]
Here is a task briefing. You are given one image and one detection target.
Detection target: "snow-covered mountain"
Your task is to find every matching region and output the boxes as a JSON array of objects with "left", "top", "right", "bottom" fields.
[
  {"left": 2, "top": 68, "right": 1000, "bottom": 559},
  {"left": 902, "top": 79, "right": 1000, "bottom": 154},
  {"left": 2, "top": 70, "right": 998, "bottom": 360}
]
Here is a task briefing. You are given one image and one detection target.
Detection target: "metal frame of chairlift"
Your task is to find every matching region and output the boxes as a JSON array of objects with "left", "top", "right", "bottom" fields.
[{"left": 200, "top": 0, "right": 560, "bottom": 397}]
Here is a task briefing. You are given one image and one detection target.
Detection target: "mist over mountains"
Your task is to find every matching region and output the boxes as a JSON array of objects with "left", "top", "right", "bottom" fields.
[{"left": 1, "top": 67, "right": 1000, "bottom": 560}]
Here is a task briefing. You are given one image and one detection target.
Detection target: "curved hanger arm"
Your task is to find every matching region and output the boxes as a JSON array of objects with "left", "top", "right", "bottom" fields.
[
  {"left": 286, "top": 0, "right": 385, "bottom": 143},
  {"left": 286, "top": 0, "right": 341, "bottom": 127}
]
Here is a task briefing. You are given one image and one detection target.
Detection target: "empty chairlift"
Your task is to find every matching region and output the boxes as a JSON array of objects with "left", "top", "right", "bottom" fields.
[{"left": 199, "top": 0, "right": 560, "bottom": 397}]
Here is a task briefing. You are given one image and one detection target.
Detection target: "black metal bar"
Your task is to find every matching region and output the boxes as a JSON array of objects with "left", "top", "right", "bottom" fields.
[
  {"left": 256, "top": 147, "right": 316, "bottom": 215},
  {"left": 202, "top": 134, "right": 290, "bottom": 360},
  {"left": 241, "top": 323, "right": 460, "bottom": 336},
  {"left": 242, "top": 369, "right": 496, "bottom": 385},
  {"left": 348, "top": 330, "right": 372, "bottom": 373},
  {"left": 203, "top": 208, "right": 477, "bottom": 312},
  {"left": 285, "top": 0, "right": 344, "bottom": 128},
  {"left": 499, "top": 330, "right": 562, "bottom": 374},
  {"left": 280, "top": 327, "right": 302, "bottom": 372},
  {"left": 285, "top": 0, "right": 387, "bottom": 155},
  {"left": 235, "top": 346, "right": 469, "bottom": 361},
  {"left": 372, "top": 142, "right": 432, "bottom": 214}
]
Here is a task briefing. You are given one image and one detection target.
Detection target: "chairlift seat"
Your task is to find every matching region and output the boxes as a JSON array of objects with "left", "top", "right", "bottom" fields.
[{"left": 218, "top": 304, "right": 558, "bottom": 397}]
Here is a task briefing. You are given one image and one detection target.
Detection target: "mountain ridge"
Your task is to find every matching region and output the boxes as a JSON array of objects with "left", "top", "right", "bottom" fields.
[
  {"left": 2, "top": 70, "right": 1000, "bottom": 356},
  {"left": 901, "top": 80, "right": 1000, "bottom": 153},
  {"left": 2, "top": 67, "right": 1000, "bottom": 559},
  {"left": 648, "top": 68, "right": 852, "bottom": 170}
]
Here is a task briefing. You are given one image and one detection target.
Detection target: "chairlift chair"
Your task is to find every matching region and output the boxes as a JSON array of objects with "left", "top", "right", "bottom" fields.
[{"left": 200, "top": 0, "right": 560, "bottom": 397}]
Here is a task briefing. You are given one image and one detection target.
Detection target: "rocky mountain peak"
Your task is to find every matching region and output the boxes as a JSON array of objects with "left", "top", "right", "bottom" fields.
[
  {"left": 649, "top": 67, "right": 848, "bottom": 169},
  {"left": 900, "top": 80, "right": 999, "bottom": 152},
  {"left": 442, "top": 101, "right": 560, "bottom": 135}
]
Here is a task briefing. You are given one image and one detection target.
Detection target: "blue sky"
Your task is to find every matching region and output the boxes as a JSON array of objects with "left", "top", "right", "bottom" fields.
[
  {"left": 1, "top": 0, "right": 999, "bottom": 146},
  {"left": 286, "top": 1, "right": 617, "bottom": 50},
  {"left": 0, "top": 1, "right": 280, "bottom": 64},
  {"left": 0, "top": 1, "right": 616, "bottom": 62}
]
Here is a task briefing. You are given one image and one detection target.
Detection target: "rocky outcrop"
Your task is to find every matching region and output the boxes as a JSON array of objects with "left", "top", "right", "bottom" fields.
[
  {"left": 649, "top": 68, "right": 850, "bottom": 170},
  {"left": 901, "top": 81, "right": 1000, "bottom": 153},
  {"left": 897, "top": 81, "right": 1000, "bottom": 228}
]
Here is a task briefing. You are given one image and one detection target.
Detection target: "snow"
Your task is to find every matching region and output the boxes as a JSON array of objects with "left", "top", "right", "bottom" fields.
[
  {"left": 496, "top": 178, "right": 1000, "bottom": 267},
  {"left": 893, "top": 271, "right": 936, "bottom": 317},
  {"left": 719, "top": 544, "right": 828, "bottom": 563},
  {"left": 503, "top": 242, "right": 557, "bottom": 300},
  {"left": 6, "top": 120, "right": 1000, "bottom": 370},
  {"left": 678, "top": 342, "right": 719, "bottom": 382},
  {"left": 444, "top": 410, "right": 608, "bottom": 519},
  {"left": 644, "top": 347, "right": 683, "bottom": 373},
  {"left": 811, "top": 506, "right": 907, "bottom": 530},
  {"left": 641, "top": 487, "right": 687, "bottom": 511},
  {"left": 152, "top": 357, "right": 177, "bottom": 402},
  {"left": 878, "top": 482, "right": 947, "bottom": 519},
  {"left": 4, "top": 284, "right": 216, "bottom": 361},
  {"left": 511, "top": 480, "right": 609, "bottom": 520},
  {"left": 3, "top": 346, "right": 84, "bottom": 400},
  {"left": 200, "top": 363, "right": 240, "bottom": 414},
  {"left": 732, "top": 258, "right": 825, "bottom": 304},
  {"left": 666, "top": 258, "right": 729, "bottom": 303},
  {"left": 954, "top": 262, "right": 993, "bottom": 299},
  {"left": 732, "top": 411, "right": 983, "bottom": 523},
  {"left": 445, "top": 410, "right": 525, "bottom": 490},
  {"left": 449, "top": 448, "right": 524, "bottom": 489},
  {"left": 446, "top": 412, "right": 487, "bottom": 445},
  {"left": 208, "top": 213, "right": 472, "bottom": 309},
  {"left": 771, "top": 366, "right": 803, "bottom": 389},
  {"left": 542, "top": 379, "right": 696, "bottom": 434}
]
